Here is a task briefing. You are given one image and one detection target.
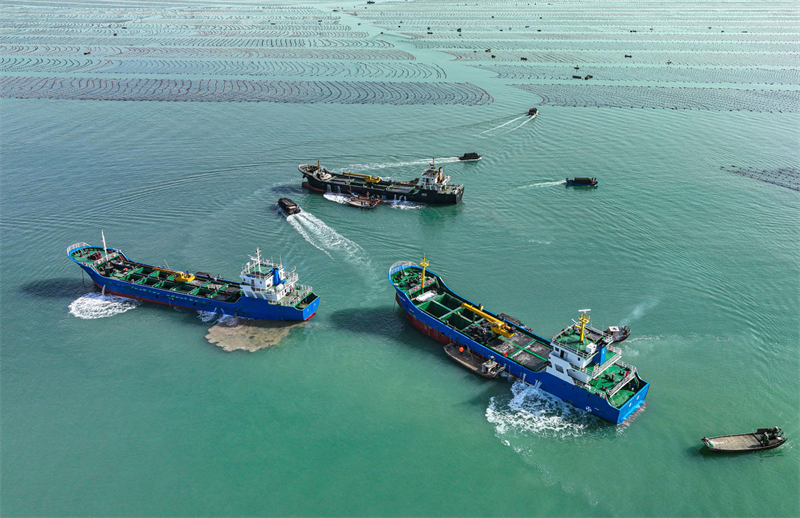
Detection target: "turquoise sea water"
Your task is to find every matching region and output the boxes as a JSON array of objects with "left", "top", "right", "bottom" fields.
[{"left": 2, "top": 1, "right": 799, "bottom": 516}]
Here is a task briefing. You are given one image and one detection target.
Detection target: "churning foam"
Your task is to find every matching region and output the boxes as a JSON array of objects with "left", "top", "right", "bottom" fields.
[
  {"left": 323, "top": 193, "right": 350, "bottom": 204},
  {"left": 287, "top": 212, "right": 369, "bottom": 266},
  {"left": 387, "top": 200, "right": 426, "bottom": 210},
  {"left": 196, "top": 310, "right": 239, "bottom": 326},
  {"left": 69, "top": 292, "right": 140, "bottom": 319},
  {"left": 486, "top": 380, "right": 593, "bottom": 438}
]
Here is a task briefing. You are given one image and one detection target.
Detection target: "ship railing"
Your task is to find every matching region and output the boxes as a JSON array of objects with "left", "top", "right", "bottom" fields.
[
  {"left": 67, "top": 242, "right": 90, "bottom": 254},
  {"left": 606, "top": 368, "right": 637, "bottom": 399},
  {"left": 388, "top": 261, "right": 419, "bottom": 278},
  {"left": 93, "top": 252, "right": 119, "bottom": 266},
  {"left": 411, "top": 276, "right": 437, "bottom": 295},
  {"left": 580, "top": 352, "right": 620, "bottom": 379},
  {"left": 279, "top": 285, "right": 312, "bottom": 307}
]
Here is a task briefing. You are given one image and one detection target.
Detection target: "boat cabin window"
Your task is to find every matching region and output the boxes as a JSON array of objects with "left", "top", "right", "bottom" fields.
[{"left": 555, "top": 365, "right": 564, "bottom": 373}]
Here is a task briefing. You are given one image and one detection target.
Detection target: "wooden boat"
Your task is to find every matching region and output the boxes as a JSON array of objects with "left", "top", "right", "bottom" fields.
[
  {"left": 278, "top": 197, "right": 301, "bottom": 215},
  {"left": 566, "top": 177, "right": 598, "bottom": 187},
  {"left": 702, "top": 427, "right": 786, "bottom": 452},
  {"left": 347, "top": 194, "right": 381, "bottom": 210},
  {"left": 443, "top": 343, "right": 505, "bottom": 378},
  {"left": 458, "top": 152, "right": 482, "bottom": 161}
]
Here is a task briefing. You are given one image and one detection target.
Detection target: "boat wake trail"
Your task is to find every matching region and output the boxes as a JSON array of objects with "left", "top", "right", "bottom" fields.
[
  {"left": 341, "top": 157, "right": 460, "bottom": 171},
  {"left": 517, "top": 180, "right": 566, "bottom": 189},
  {"left": 503, "top": 115, "right": 536, "bottom": 134},
  {"left": 620, "top": 299, "right": 659, "bottom": 326},
  {"left": 287, "top": 212, "right": 369, "bottom": 265},
  {"left": 479, "top": 115, "right": 525, "bottom": 135},
  {"left": 69, "top": 292, "right": 140, "bottom": 319},
  {"left": 323, "top": 193, "right": 350, "bottom": 204},
  {"left": 486, "top": 380, "right": 594, "bottom": 439}
]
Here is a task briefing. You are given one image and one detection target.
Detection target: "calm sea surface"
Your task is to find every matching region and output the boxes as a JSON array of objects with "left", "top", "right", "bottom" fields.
[{"left": 1, "top": 0, "right": 799, "bottom": 516}]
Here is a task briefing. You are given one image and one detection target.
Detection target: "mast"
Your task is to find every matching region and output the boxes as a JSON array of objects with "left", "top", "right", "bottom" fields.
[
  {"left": 420, "top": 254, "right": 429, "bottom": 290},
  {"left": 101, "top": 230, "right": 107, "bottom": 256},
  {"left": 578, "top": 309, "right": 591, "bottom": 343}
]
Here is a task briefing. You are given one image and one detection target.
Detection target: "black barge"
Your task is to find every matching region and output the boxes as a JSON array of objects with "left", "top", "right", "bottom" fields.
[{"left": 300, "top": 160, "right": 463, "bottom": 205}]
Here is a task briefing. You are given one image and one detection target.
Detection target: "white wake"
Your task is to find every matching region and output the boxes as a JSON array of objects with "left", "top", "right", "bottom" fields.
[
  {"left": 286, "top": 212, "right": 369, "bottom": 265},
  {"left": 486, "top": 380, "right": 594, "bottom": 438},
  {"left": 323, "top": 193, "right": 350, "bottom": 204},
  {"left": 503, "top": 115, "right": 536, "bottom": 133},
  {"left": 69, "top": 292, "right": 140, "bottom": 319},
  {"left": 517, "top": 180, "right": 566, "bottom": 189},
  {"left": 479, "top": 115, "right": 525, "bottom": 134},
  {"left": 340, "top": 157, "right": 460, "bottom": 172}
]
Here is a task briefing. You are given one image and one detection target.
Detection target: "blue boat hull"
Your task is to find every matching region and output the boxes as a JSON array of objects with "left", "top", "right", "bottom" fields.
[
  {"left": 73, "top": 248, "right": 319, "bottom": 321},
  {"left": 391, "top": 272, "right": 648, "bottom": 424}
]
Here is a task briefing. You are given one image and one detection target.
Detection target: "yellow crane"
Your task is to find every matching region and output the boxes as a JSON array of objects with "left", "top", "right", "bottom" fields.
[
  {"left": 461, "top": 302, "right": 514, "bottom": 338},
  {"left": 342, "top": 171, "right": 382, "bottom": 183}
]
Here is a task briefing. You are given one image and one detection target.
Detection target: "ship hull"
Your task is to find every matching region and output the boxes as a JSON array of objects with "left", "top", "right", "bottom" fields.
[
  {"left": 392, "top": 284, "right": 648, "bottom": 424},
  {"left": 72, "top": 248, "right": 319, "bottom": 321},
  {"left": 302, "top": 175, "right": 462, "bottom": 205}
]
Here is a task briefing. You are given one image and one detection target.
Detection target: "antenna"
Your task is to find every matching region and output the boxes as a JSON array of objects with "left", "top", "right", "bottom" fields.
[{"left": 420, "top": 253, "right": 429, "bottom": 290}]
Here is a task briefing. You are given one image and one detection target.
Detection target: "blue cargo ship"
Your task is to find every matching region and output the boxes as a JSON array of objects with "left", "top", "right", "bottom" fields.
[
  {"left": 389, "top": 259, "right": 648, "bottom": 424},
  {"left": 68, "top": 240, "right": 319, "bottom": 321}
]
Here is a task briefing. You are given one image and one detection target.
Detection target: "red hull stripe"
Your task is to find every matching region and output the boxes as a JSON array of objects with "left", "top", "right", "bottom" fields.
[{"left": 302, "top": 181, "right": 327, "bottom": 193}]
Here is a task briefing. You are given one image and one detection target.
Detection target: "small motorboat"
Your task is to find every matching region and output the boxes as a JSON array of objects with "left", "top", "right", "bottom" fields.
[
  {"left": 278, "top": 197, "right": 301, "bottom": 215},
  {"left": 586, "top": 325, "right": 631, "bottom": 343},
  {"left": 347, "top": 194, "right": 381, "bottom": 210},
  {"left": 702, "top": 427, "right": 786, "bottom": 452},
  {"left": 527, "top": 107, "right": 538, "bottom": 117},
  {"left": 458, "top": 152, "right": 482, "bottom": 161},
  {"left": 566, "top": 177, "right": 598, "bottom": 187},
  {"left": 444, "top": 343, "right": 505, "bottom": 378}
]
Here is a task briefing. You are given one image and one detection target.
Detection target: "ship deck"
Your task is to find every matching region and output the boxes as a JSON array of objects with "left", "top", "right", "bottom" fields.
[
  {"left": 392, "top": 265, "right": 641, "bottom": 409},
  {"left": 392, "top": 267, "right": 551, "bottom": 372},
  {"left": 71, "top": 247, "right": 242, "bottom": 303}
]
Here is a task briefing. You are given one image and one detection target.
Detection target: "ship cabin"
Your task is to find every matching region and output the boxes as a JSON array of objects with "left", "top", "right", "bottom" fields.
[
  {"left": 547, "top": 312, "right": 640, "bottom": 407},
  {"left": 239, "top": 250, "right": 314, "bottom": 307},
  {"left": 420, "top": 160, "right": 463, "bottom": 195}
]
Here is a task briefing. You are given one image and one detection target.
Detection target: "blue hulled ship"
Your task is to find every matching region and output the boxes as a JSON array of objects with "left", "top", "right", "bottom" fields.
[
  {"left": 389, "top": 258, "right": 648, "bottom": 424},
  {"left": 68, "top": 240, "right": 319, "bottom": 321}
]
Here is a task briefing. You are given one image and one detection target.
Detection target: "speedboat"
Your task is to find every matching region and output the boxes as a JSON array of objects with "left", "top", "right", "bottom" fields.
[
  {"left": 278, "top": 197, "right": 301, "bottom": 215},
  {"left": 527, "top": 108, "right": 538, "bottom": 117},
  {"left": 458, "top": 152, "right": 482, "bottom": 161},
  {"left": 566, "top": 177, "right": 598, "bottom": 187}
]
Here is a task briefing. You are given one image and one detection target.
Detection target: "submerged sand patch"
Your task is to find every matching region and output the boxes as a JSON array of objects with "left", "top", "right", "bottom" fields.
[{"left": 206, "top": 319, "right": 299, "bottom": 353}]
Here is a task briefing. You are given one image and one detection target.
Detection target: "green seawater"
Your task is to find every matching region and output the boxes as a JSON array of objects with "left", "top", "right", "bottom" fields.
[{"left": 1, "top": 1, "right": 799, "bottom": 516}]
